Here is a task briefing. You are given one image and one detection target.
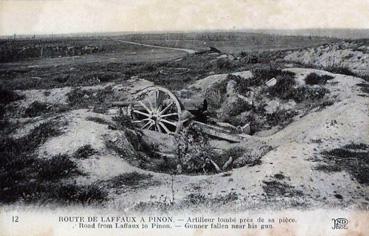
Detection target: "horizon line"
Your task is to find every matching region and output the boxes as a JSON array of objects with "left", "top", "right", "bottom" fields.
[{"left": 2, "top": 27, "right": 369, "bottom": 38}]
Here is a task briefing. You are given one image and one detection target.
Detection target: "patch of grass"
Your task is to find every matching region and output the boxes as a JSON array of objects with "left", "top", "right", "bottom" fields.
[
  {"left": 105, "top": 172, "right": 160, "bottom": 189},
  {"left": 0, "top": 119, "right": 107, "bottom": 204},
  {"left": 262, "top": 180, "right": 303, "bottom": 198},
  {"left": 316, "top": 100, "right": 335, "bottom": 111},
  {"left": 133, "top": 200, "right": 174, "bottom": 213},
  {"left": 66, "top": 88, "right": 92, "bottom": 108},
  {"left": 7, "top": 182, "right": 107, "bottom": 205},
  {"left": 0, "top": 88, "right": 24, "bottom": 119},
  {"left": 86, "top": 116, "right": 111, "bottom": 125},
  {"left": 357, "top": 83, "right": 369, "bottom": 95},
  {"left": 67, "top": 86, "right": 114, "bottom": 109},
  {"left": 23, "top": 121, "right": 63, "bottom": 151},
  {"left": 274, "top": 173, "right": 285, "bottom": 180},
  {"left": 133, "top": 192, "right": 240, "bottom": 213},
  {"left": 183, "top": 193, "right": 208, "bottom": 205},
  {"left": 0, "top": 120, "right": 99, "bottom": 204},
  {"left": 291, "top": 86, "right": 329, "bottom": 103},
  {"left": 325, "top": 66, "right": 355, "bottom": 76},
  {"left": 0, "top": 120, "right": 63, "bottom": 157},
  {"left": 266, "top": 109, "right": 298, "bottom": 127},
  {"left": 24, "top": 101, "right": 52, "bottom": 117},
  {"left": 344, "top": 143, "right": 368, "bottom": 150},
  {"left": 315, "top": 164, "right": 341, "bottom": 172},
  {"left": 305, "top": 73, "right": 334, "bottom": 85},
  {"left": 81, "top": 72, "right": 120, "bottom": 83},
  {"left": 317, "top": 143, "right": 369, "bottom": 185},
  {"left": 181, "top": 192, "right": 239, "bottom": 208},
  {"left": 0, "top": 88, "right": 24, "bottom": 105},
  {"left": 73, "top": 145, "right": 98, "bottom": 159},
  {"left": 37, "top": 154, "right": 81, "bottom": 180},
  {"left": 227, "top": 74, "right": 252, "bottom": 95},
  {"left": 0, "top": 120, "right": 21, "bottom": 136},
  {"left": 47, "top": 184, "right": 107, "bottom": 204}
]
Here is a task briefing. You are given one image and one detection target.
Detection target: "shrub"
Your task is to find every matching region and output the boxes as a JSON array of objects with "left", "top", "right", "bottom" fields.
[
  {"left": 268, "top": 74, "right": 296, "bottom": 99},
  {"left": 305, "top": 73, "right": 334, "bottom": 85},
  {"left": 67, "top": 88, "right": 89, "bottom": 107},
  {"left": 227, "top": 74, "right": 251, "bottom": 95},
  {"left": 37, "top": 154, "right": 80, "bottom": 180},
  {"left": 0, "top": 89, "right": 24, "bottom": 118},
  {"left": 24, "top": 101, "right": 51, "bottom": 117},
  {"left": 251, "top": 69, "right": 295, "bottom": 87},
  {"left": 292, "top": 86, "right": 329, "bottom": 102},
  {"left": 0, "top": 89, "right": 23, "bottom": 105},
  {"left": 73, "top": 145, "right": 97, "bottom": 159}
]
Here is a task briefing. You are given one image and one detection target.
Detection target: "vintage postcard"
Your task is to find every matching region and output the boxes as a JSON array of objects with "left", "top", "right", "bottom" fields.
[{"left": 0, "top": 0, "right": 368, "bottom": 235}]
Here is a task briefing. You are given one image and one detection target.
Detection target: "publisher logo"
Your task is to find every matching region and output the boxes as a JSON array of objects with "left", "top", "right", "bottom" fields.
[{"left": 332, "top": 218, "right": 348, "bottom": 230}]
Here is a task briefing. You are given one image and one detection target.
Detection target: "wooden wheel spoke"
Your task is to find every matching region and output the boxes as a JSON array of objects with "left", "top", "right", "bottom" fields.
[
  {"left": 155, "top": 123, "right": 162, "bottom": 133},
  {"left": 142, "top": 121, "right": 152, "bottom": 129},
  {"left": 161, "top": 119, "right": 177, "bottom": 127},
  {"left": 132, "top": 118, "right": 150, "bottom": 123},
  {"left": 159, "top": 101, "right": 173, "bottom": 115},
  {"left": 159, "top": 122, "right": 171, "bottom": 134},
  {"left": 146, "top": 121, "right": 155, "bottom": 130},
  {"left": 155, "top": 90, "right": 165, "bottom": 110},
  {"left": 147, "top": 98, "right": 155, "bottom": 111},
  {"left": 132, "top": 86, "right": 183, "bottom": 134},
  {"left": 138, "top": 101, "right": 152, "bottom": 114},
  {"left": 160, "top": 112, "right": 178, "bottom": 118},
  {"left": 133, "top": 110, "right": 151, "bottom": 117}
]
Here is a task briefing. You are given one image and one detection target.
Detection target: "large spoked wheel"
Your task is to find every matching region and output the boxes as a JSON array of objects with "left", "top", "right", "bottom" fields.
[{"left": 130, "top": 86, "right": 183, "bottom": 134}]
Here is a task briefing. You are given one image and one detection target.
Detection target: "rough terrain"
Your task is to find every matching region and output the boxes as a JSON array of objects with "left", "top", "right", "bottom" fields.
[{"left": 1, "top": 36, "right": 368, "bottom": 213}]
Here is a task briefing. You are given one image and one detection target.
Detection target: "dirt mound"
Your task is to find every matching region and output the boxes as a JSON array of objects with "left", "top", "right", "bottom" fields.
[
  {"left": 189, "top": 68, "right": 332, "bottom": 134},
  {"left": 284, "top": 41, "right": 369, "bottom": 76}
]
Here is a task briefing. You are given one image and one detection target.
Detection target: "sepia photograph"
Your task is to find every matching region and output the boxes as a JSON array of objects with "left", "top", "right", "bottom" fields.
[{"left": 0, "top": 0, "right": 368, "bottom": 235}]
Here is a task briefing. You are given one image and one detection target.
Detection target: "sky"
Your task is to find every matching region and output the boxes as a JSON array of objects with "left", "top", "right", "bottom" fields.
[{"left": 1, "top": 0, "right": 369, "bottom": 36}]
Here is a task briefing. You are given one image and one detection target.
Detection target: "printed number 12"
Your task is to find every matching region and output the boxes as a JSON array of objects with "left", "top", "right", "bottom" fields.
[{"left": 12, "top": 216, "right": 19, "bottom": 223}]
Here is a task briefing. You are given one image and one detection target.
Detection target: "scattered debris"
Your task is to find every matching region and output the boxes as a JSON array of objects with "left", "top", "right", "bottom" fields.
[{"left": 265, "top": 78, "right": 277, "bottom": 87}]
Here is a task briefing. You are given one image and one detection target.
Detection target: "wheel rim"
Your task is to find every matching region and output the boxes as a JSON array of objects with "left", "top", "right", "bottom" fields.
[{"left": 130, "top": 86, "right": 183, "bottom": 134}]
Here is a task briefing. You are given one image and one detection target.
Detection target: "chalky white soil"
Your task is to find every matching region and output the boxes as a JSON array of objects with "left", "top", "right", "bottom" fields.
[{"left": 10, "top": 68, "right": 369, "bottom": 213}]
